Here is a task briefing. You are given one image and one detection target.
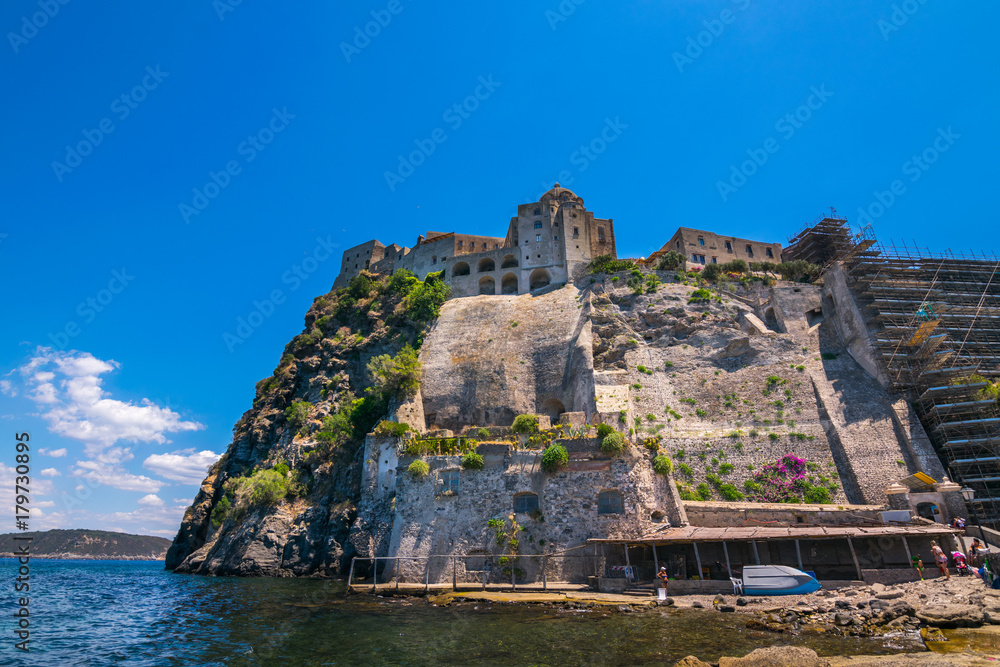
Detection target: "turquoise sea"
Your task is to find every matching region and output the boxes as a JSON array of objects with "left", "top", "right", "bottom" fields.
[{"left": 1, "top": 560, "right": 925, "bottom": 666}]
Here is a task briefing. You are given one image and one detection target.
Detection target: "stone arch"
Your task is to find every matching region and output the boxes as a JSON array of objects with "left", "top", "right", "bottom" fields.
[
  {"left": 529, "top": 268, "right": 551, "bottom": 291},
  {"left": 478, "top": 276, "right": 496, "bottom": 295},
  {"left": 501, "top": 273, "right": 519, "bottom": 295},
  {"left": 452, "top": 261, "right": 470, "bottom": 276},
  {"left": 540, "top": 398, "right": 565, "bottom": 423},
  {"left": 500, "top": 254, "right": 519, "bottom": 269},
  {"left": 477, "top": 257, "right": 495, "bottom": 273}
]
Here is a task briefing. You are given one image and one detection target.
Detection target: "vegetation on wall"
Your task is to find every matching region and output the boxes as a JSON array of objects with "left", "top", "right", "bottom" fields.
[
  {"left": 367, "top": 344, "right": 422, "bottom": 401},
  {"left": 656, "top": 251, "right": 686, "bottom": 271},
  {"left": 512, "top": 414, "right": 540, "bottom": 434},
  {"left": 588, "top": 254, "right": 637, "bottom": 275},
  {"left": 600, "top": 432, "right": 627, "bottom": 455},
  {"left": 407, "top": 460, "right": 430, "bottom": 478},
  {"left": 541, "top": 444, "right": 569, "bottom": 472}
]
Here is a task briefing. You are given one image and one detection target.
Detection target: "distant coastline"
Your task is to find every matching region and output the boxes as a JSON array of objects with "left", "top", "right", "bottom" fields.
[{"left": 0, "top": 529, "right": 171, "bottom": 561}]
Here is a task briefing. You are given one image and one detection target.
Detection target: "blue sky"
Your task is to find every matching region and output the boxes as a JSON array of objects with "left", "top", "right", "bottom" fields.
[{"left": 1, "top": 1, "right": 997, "bottom": 537}]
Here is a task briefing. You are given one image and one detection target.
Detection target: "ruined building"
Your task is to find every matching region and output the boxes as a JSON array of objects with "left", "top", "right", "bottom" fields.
[{"left": 332, "top": 185, "right": 616, "bottom": 296}]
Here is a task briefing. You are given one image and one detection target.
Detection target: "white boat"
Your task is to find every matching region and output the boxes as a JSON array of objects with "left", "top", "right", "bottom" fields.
[{"left": 742, "top": 565, "right": 821, "bottom": 595}]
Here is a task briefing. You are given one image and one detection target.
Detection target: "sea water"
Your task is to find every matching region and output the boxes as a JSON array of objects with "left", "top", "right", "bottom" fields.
[{"left": 1, "top": 560, "right": 924, "bottom": 666}]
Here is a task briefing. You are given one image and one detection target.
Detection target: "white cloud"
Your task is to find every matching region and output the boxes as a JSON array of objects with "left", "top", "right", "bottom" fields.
[
  {"left": 36, "top": 501, "right": 55, "bottom": 508},
  {"left": 137, "top": 494, "right": 164, "bottom": 507},
  {"left": 143, "top": 449, "right": 221, "bottom": 484},
  {"left": 0, "top": 379, "right": 16, "bottom": 396},
  {"left": 17, "top": 347, "right": 204, "bottom": 450},
  {"left": 40, "top": 468, "right": 60, "bottom": 477},
  {"left": 40, "top": 448, "right": 67, "bottom": 458},
  {"left": 72, "top": 448, "right": 161, "bottom": 493}
]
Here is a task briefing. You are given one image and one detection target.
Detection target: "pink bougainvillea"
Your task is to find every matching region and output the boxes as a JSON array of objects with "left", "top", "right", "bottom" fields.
[{"left": 748, "top": 454, "right": 808, "bottom": 503}]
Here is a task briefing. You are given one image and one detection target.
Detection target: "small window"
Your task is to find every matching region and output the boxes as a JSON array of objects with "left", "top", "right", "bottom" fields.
[
  {"left": 554, "top": 235, "right": 558, "bottom": 240},
  {"left": 458, "top": 240, "right": 463, "bottom": 249},
  {"left": 536, "top": 234, "right": 541, "bottom": 242},
  {"left": 432, "top": 256, "right": 437, "bottom": 264},
  {"left": 440, "top": 470, "right": 460, "bottom": 495},
  {"left": 725, "top": 241, "right": 733, "bottom": 253},
  {"left": 514, "top": 493, "right": 539, "bottom": 513},
  {"left": 573, "top": 227, "right": 579, "bottom": 237},
  {"left": 698, "top": 237, "right": 705, "bottom": 246},
  {"left": 494, "top": 244, "right": 498, "bottom": 249},
  {"left": 598, "top": 227, "right": 605, "bottom": 243},
  {"left": 711, "top": 257, "right": 717, "bottom": 264},
  {"left": 692, "top": 254, "right": 698, "bottom": 262},
  {"left": 534, "top": 221, "right": 543, "bottom": 229},
  {"left": 766, "top": 248, "right": 774, "bottom": 258},
  {"left": 533, "top": 208, "right": 541, "bottom": 215},
  {"left": 482, "top": 243, "right": 487, "bottom": 250},
  {"left": 745, "top": 244, "right": 753, "bottom": 257},
  {"left": 598, "top": 490, "right": 624, "bottom": 515},
  {"left": 675, "top": 240, "right": 681, "bottom": 250}
]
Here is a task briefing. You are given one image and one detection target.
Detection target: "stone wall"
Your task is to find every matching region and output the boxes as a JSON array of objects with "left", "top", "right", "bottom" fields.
[
  {"left": 386, "top": 443, "right": 680, "bottom": 584},
  {"left": 684, "top": 501, "right": 887, "bottom": 527}
]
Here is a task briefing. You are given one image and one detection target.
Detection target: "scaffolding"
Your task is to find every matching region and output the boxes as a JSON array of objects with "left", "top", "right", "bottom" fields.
[
  {"left": 839, "top": 239, "right": 1000, "bottom": 528},
  {"left": 784, "top": 209, "right": 877, "bottom": 267}
]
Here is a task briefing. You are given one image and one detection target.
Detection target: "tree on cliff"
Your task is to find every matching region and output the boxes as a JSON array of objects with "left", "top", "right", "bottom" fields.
[{"left": 367, "top": 344, "right": 422, "bottom": 400}]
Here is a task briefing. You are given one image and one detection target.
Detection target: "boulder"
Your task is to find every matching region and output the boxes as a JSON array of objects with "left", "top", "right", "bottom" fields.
[
  {"left": 718, "top": 646, "right": 830, "bottom": 667},
  {"left": 716, "top": 337, "right": 752, "bottom": 359},
  {"left": 870, "top": 583, "right": 886, "bottom": 594},
  {"left": 984, "top": 609, "right": 1000, "bottom": 625},
  {"left": 719, "top": 605, "right": 736, "bottom": 613},
  {"left": 736, "top": 597, "right": 748, "bottom": 606},
  {"left": 714, "top": 594, "right": 727, "bottom": 605},
  {"left": 834, "top": 612, "right": 853, "bottom": 626},
  {"left": 673, "top": 657, "right": 712, "bottom": 667},
  {"left": 875, "top": 590, "right": 904, "bottom": 600},
  {"left": 916, "top": 604, "right": 985, "bottom": 628}
]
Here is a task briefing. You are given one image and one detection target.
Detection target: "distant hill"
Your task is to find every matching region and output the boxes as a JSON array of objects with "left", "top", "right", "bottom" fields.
[{"left": 0, "top": 529, "right": 171, "bottom": 560}]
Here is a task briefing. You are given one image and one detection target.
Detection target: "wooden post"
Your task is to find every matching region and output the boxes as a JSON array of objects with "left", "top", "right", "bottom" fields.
[
  {"left": 624, "top": 543, "right": 632, "bottom": 589},
  {"left": 902, "top": 536, "right": 913, "bottom": 564},
  {"left": 795, "top": 540, "right": 804, "bottom": 572},
  {"left": 751, "top": 541, "right": 761, "bottom": 565},
  {"left": 424, "top": 558, "right": 430, "bottom": 593},
  {"left": 693, "top": 543, "right": 703, "bottom": 581},
  {"left": 847, "top": 536, "right": 863, "bottom": 581},
  {"left": 347, "top": 557, "right": 356, "bottom": 593},
  {"left": 482, "top": 563, "right": 487, "bottom": 590},
  {"left": 722, "top": 541, "right": 731, "bottom": 575},
  {"left": 373, "top": 557, "right": 378, "bottom": 593},
  {"left": 511, "top": 559, "right": 516, "bottom": 590},
  {"left": 652, "top": 543, "right": 660, "bottom": 574},
  {"left": 395, "top": 558, "right": 400, "bottom": 592},
  {"left": 452, "top": 556, "right": 457, "bottom": 591},
  {"left": 542, "top": 555, "right": 548, "bottom": 591}
]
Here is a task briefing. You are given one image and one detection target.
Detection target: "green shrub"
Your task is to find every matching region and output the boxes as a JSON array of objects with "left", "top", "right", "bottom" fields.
[
  {"left": 588, "top": 254, "right": 637, "bottom": 274},
  {"left": 695, "top": 483, "right": 712, "bottom": 500},
  {"left": 688, "top": 288, "right": 712, "bottom": 303},
  {"left": 408, "top": 460, "right": 430, "bottom": 478},
  {"left": 600, "top": 432, "right": 627, "bottom": 455},
  {"left": 225, "top": 469, "right": 288, "bottom": 509},
  {"left": 272, "top": 461, "right": 290, "bottom": 477},
  {"left": 404, "top": 271, "right": 450, "bottom": 321},
  {"left": 720, "top": 259, "right": 749, "bottom": 275},
  {"left": 804, "top": 485, "right": 831, "bottom": 504},
  {"left": 367, "top": 344, "right": 422, "bottom": 400},
  {"left": 541, "top": 444, "right": 569, "bottom": 472},
  {"left": 210, "top": 496, "right": 232, "bottom": 528},
  {"left": 656, "top": 250, "right": 686, "bottom": 271},
  {"left": 637, "top": 364, "right": 653, "bottom": 375},
  {"left": 664, "top": 360, "right": 674, "bottom": 368},
  {"left": 695, "top": 408, "right": 708, "bottom": 417},
  {"left": 718, "top": 462, "right": 734, "bottom": 474},
  {"left": 768, "top": 432, "right": 780, "bottom": 441},
  {"left": 718, "top": 483, "right": 744, "bottom": 501},
  {"left": 461, "top": 451, "right": 485, "bottom": 470},
  {"left": 512, "top": 414, "right": 540, "bottom": 434},
  {"left": 678, "top": 463, "right": 693, "bottom": 478},
  {"left": 477, "top": 427, "right": 490, "bottom": 439},
  {"left": 284, "top": 401, "right": 312, "bottom": 434},
  {"left": 596, "top": 423, "right": 614, "bottom": 438},
  {"left": 374, "top": 420, "right": 413, "bottom": 438},
  {"left": 653, "top": 455, "right": 673, "bottom": 475}
]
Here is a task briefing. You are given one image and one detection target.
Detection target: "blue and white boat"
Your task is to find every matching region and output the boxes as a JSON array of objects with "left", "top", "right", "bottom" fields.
[{"left": 742, "top": 565, "right": 821, "bottom": 595}]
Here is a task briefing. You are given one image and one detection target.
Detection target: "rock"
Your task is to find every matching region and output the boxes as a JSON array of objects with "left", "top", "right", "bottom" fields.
[
  {"left": 673, "top": 657, "right": 712, "bottom": 667},
  {"left": 915, "top": 604, "right": 985, "bottom": 628},
  {"left": 659, "top": 597, "right": 675, "bottom": 607},
  {"left": 842, "top": 589, "right": 858, "bottom": 597},
  {"left": 718, "top": 646, "right": 830, "bottom": 667},
  {"left": 875, "top": 590, "right": 904, "bottom": 600},
  {"left": 716, "top": 337, "right": 752, "bottom": 359},
  {"left": 984, "top": 609, "right": 1000, "bottom": 625},
  {"left": 713, "top": 594, "right": 727, "bottom": 605},
  {"left": 888, "top": 600, "right": 915, "bottom": 618},
  {"left": 736, "top": 597, "right": 748, "bottom": 606},
  {"left": 691, "top": 601, "right": 705, "bottom": 609},
  {"left": 719, "top": 605, "right": 736, "bottom": 613},
  {"left": 834, "top": 600, "right": 851, "bottom": 609},
  {"left": 618, "top": 605, "right": 632, "bottom": 613},
  {"left": 870, "top": 583, "right": 886, "bottom": 594},
  {"left": 834, "top": 612, "right": 853, "bottom": 626},
  {"left": 796, "top": 606, "right": 816, "bottom": 614}
]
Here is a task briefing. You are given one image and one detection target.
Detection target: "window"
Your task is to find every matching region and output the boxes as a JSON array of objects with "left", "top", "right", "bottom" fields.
[
  {"left": 573, "top": 227, "right": 579, "bottom": 237},
  {"left": 725, "top": 241, "right": 733, "bottom": 253},
  {"left": 514, "top": 493, "right": 539, "bottom": 513},
  {"left": 766, "top": 248, "right": 774, "bottom": 258},
  {"left": 598, "top": 227, "right": 605, "bottom": 243},
  {"left": 482, "top": 243, "right": 487, "bottom": 250},
  {"left": 597, "top": 490, "right": 624, "bottom": 515},
  {"left": 533, "top": 208, "right": 541, "bottom": 215},
  {"left": 711, "top": 257, "right": 717, "bottom": 264},
  {"left": 675, "top": 240, "right": 681, "bottom": 250},
  {"left": 440, "top": 470, "right": 460, "bottom": 495},
  {"left": 432, "top": 256, "right": 437, "bottom": 264},
  {"left": 458, "top": 240, "right": 464, "bottom": 249},
  {"left": 745, "top": 244, "right": 753, "bottom": 257},
  {"left": 494, "top": 244, "right": 499, "bottom": 249},
  {"left": 536, "top": 234, "right": 541, "bottom": 242},
  {"left": 698, "top": 237, "right": 705, "bottom": 246},
  {"left": 534, "top": 221, "right": 543, "bottom": 229}
]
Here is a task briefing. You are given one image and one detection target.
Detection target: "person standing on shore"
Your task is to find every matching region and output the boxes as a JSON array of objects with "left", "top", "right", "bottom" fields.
[
  {"left": 657, "top": 567, "right": 669, "bottom": 595},
  {"left": 912, "top": 554, "right": 925, "bottom": 580},
  {"left": 931, "top": 541, "right": 951, "bottom": 581}
]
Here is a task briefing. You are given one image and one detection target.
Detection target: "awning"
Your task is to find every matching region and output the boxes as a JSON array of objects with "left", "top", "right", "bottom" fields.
[{"left": 587, "top": 523, "right": 960, "bottom": 545}]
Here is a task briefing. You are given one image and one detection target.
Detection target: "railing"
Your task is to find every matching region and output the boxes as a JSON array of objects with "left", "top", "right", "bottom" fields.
[{"left": 347, "top": 549, "right": 604, "bottom": 593}]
